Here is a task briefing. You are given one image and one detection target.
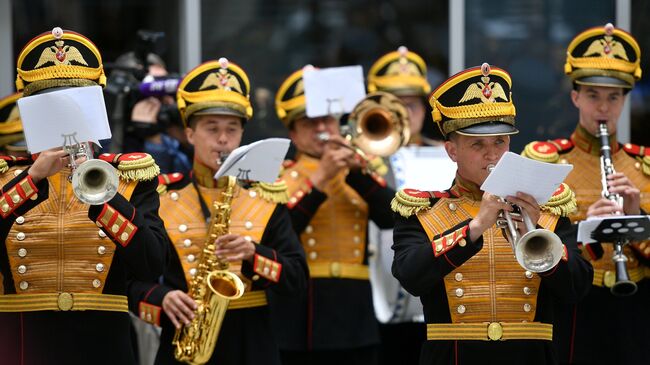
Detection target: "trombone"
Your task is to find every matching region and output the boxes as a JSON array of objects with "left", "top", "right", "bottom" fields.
[
  {"left": 317, "top": 91, "right": 410, "bottom": 174},
  {"left": 487, "top": 164, "right": 564, "bottom": 273},
  {"left": 63, "top": 134, "right": 119, "bottom": 205}
]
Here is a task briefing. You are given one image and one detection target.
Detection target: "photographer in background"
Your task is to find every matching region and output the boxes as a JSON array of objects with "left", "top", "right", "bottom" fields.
[{"left": 104, "top": 31, "right": 192, "bottom": 175}]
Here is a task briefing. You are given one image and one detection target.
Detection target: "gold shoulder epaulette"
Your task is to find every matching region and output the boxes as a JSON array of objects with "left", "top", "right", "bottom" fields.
[
  {"left": 0, "top": 156, "right": 33, "bottom": 174},
  {"left": 251, "top": 180, "right": 289, "bottom": 204},
  {"left": 157, "top": 172, "right": 185, "bottom": 195},
  {"left": 391, "top": 188, "right": 434, "bottom": 218},
  {"left": 522, "top": 141, "right": 560, "bottom": 163},
  {"left": 541, "top": 183, "right": 577, "bottom": 217},
  {"left": 99, "top": 153, "right": 161, "bottom": 182},
  {"left": 623, "top": 143, "right": 650, "bottom": 176}
]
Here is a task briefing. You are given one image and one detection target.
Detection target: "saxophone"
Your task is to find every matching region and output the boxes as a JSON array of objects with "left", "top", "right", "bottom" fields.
[{"left": 173, "top": 175, "right": 246, "bottom": 364}]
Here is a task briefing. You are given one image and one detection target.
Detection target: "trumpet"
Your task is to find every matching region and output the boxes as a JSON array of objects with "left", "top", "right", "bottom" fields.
[
  {"left": 487, "top": 164, "right": 564, "bottom": 273},
  {"left": 317, "top": 91, "right": 410, "bottom": 174},
  {"left": 63, "top": 134, "right": 119, "bottom": 205},
  {"left": 597, "top": 121, "right": 637, "bottom": 296}
]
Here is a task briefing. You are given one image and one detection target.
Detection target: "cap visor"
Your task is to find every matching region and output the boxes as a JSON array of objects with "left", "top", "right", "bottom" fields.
[
  {"left": 575, "top": 76, "right": 632, "bottom": 89},
  {"left": 455, "top": 121, "right": 519, "bottom": 137}
]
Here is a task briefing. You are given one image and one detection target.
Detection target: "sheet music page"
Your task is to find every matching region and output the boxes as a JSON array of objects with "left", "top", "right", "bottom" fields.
[
  {"left": 480, "top": 151, "right": 573, "bottom": 204},
  {"left": 214, "top": 138, "right": 290, "bottom": 183},
  {"left": 17, "top": 86, "right": 111, "bottom": 152},
  {"left": 303, "top": 66, "right": 366, "bottom": 118},
  {"left": 577, "top": 215, "right": 650, "bottom": 244}
]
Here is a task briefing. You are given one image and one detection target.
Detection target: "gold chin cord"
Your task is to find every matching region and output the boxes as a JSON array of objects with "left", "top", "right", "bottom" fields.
[
  {"left": 318, "top": 91, "right": 411, "bottom": 175},
  {"left": 486, "top": 164, "right": 564, "bottom": 273},
  {"left": 62, "top": 134, "right": 118, "bottom": 205},
  {"left": 597, "top": 121, "right": 638, "bottom": 296},
  {"left": 173, "top": 175, "right": 245, "bottom": 365}
]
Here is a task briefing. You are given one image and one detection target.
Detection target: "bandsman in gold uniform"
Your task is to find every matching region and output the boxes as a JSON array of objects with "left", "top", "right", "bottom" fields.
[
  {"left": 269, "top": 67, "right": 396, "bottom": 365},
  {"left": 0, "top": 28, "right": 167, "bottom": 365},
  {"left": 128, "top": 58, "right": 308, "bottom": 365},
  {"left": 392, "top": 63, "right": 593, "bottom": 365},
  {"left": 522, "top": 23, "right": 650, "bottom": 365},
  {"left": 0, "top": 92, "right": 28, "bottom": 157}
]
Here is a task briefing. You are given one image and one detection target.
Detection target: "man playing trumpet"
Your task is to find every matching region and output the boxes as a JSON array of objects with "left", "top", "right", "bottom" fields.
[{"left": 391, "top": 63, "right": 593, "bottom": 364}]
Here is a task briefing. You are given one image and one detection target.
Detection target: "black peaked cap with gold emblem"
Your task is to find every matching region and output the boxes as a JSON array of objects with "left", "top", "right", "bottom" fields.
[
  {"left": 176, "top": 57, "right": 252, "bottom": 127},
  {"left": 16, "top": 27, "right": 106, "bottom": 96},
  {"left": 565, "top": 23, "right": 642, "bottom": 88},
  {"left": 276, "top": 66, "right": 313, "bottom": 128},
  {"left": 0, "top": 93, "right": 26, "bottom": 152},
  {"left": 368, "top": 46, "right": 431, "bottom": 97},
  {"left": 429, "top": 63, "right": 517, "bottom": 138}
]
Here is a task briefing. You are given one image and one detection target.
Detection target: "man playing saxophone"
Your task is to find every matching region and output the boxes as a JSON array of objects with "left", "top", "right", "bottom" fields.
[
  {"left": 128, "top": 58, "right": 308, "bottom": 365},
  {"left": 521, "top": 23, "right": 650, "bottom": 365}
]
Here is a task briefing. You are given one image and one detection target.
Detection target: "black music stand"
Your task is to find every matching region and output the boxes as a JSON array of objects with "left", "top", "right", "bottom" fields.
[{"left": 589, "top": 216, "right": 650, "bottom": 296}]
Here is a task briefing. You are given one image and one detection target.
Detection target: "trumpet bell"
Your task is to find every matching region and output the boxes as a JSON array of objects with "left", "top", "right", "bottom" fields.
[
  {"left": 515, "top": 228, "right": 564, "bottom": 273},
  {"left": 348, "top": 91, "right": 410, "bottom": 157},
  {"left": 72, "top": 159, "right": 119, "bottom": 205}
]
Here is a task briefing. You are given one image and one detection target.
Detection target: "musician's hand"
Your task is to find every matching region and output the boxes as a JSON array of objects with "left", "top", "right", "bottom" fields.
[
  {"left": 310, "top": 136, "right": 354, "bottom": 190},
  {"left": 28, "top": 148, "right": 71, "bottom": 183},
  {"left": 587, "top": 198, "right": 624, "bottom": 218},
  {"left": 507, "top": 192, "right": 541, "bottom": 235},
  {"left": 162, "top": 290, "right": 197, "bottom": 329},
  {"left": 214, "top": 233, "right": 256, "bottom": 263},
  {"left": 606, "top": 172, "right": 641, "bottom": 215},
  {"left": 469, "top": 192, "right": 513, "bottom": 242}
]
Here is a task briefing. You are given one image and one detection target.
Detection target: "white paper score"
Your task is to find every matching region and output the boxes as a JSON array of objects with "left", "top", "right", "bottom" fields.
[
  {"left": 214, "top": 138, "right": 290, "bottom": 183},
  {"left": 17, "top": 85, "right": 111, "bottom": 153},
  {"left": 480, "top": 151, "right": 573, "bottom": 204},
  {"left": 303, "top": 66, "right": 366, "bottom": 118}
]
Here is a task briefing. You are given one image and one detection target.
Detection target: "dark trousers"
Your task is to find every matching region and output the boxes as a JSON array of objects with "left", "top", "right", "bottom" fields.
[
  {"left": 379, "top": 322, "right": 425, "bottom": 365},
  {"left": 280, "top": 346, "right": 379, "bottom": 365}
]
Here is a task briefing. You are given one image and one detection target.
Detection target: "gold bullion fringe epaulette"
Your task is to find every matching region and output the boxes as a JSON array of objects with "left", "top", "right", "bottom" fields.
[
  {"left": 99, "top": 153, "right": 160, "bottom": 182},
  {"left": 622, "top": 143, "right": 650, "bottom": 177},
  {"left": 541, "top": 183, "right": 577, "bottom": 217},
  {"left": 0, "top": 156, "right": 33, "bottom": 174},
  {"left": 522, "top": 141, "right": 560, "bottom": 163},
  {"left": 251, "top": 180, "right": 289, "bottom": 204},
  {"left": 391, "top": 188, "right": 435, "bottom": 218}
]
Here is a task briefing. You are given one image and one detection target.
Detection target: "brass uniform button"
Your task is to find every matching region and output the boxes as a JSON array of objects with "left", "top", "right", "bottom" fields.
[
  {"left": 525, "top": 271, "right": 533, "bottom": 279},
  {"left": 353, "top": 224, "right": 360, "bottom": 231},
  {"left": 353, "top": 249, "right": 361, "bottom": 257},
  {"left": 19, "top": 281, "right": 29, "bottom": 290},
  {"left": 458, "top": 238, "right": 466, "bottom": 247},
  {"left": 249, "top": 190, "right": 257, "bottom": 198},
  {"left": 17, "top": 265, "right": 27, "bottom": 274},
  {"left": 120, "top": 232, "right": 129, "bottom": 242},
  {"left": 252, "top": 274, "right": 260, "bottom": 281},
  {"left": 97, "top": 246, "right": 106, "bottom": 255},
  {"left": 290, "top": 171, "right": 299, "bottom": 179},
  {"left": 457, "top": 304, "right": 466, "bottom": 314},
  {"left": 187, "top": 254, "right": 196, "bottom": 263},
  {"left": 523, "top": 303, "right": 532, "bottom": 312},
  {"left": 309, "top": 252, "right": 318, "bottom": 260},
  {"left": 111, "top": 224, "right": 120, "bottom": 233},
  {"left": 183, "top": 239, "right": 192, "bottom": 247},
  {"left": 189, "top": 268, "right": 197, "bottom": 277},
  {"left": 179, "top": 224, "right": 188, "bottom": 233},
  {"left": 244, "top": 221, "right": 253, "bottom": 230},
  {"left": 455, "top": 288, "right": 464, "bottom": 297},
  {"left": 353, "top": 236, "right": 360, "bottom": 244},
  {"left": 523, "top": 286, "right": 531, "bottom": 295},
  {"left": 11, "top": 195, "right": 20, "bottom": 203},
  {"left": 96, "top": 263, "right": 105, "bottom": 272},
  {"left": 92, "top": 279, "right": 102, "bottom": 288},
  {"left": 307, "top": 238, "right": 316, "bottom": 247},
  {"left": 635, "top": 162, "right": 641, "bottom": 170},
  {"left": 454, "top": 273, "right": 463, "bottom": 282},
  {"left": 170, "top": 192, "right": 179, "bottom": 201},
  {"left": 14, "top": 169, "right": 23, "bottom": 177},
  {"left": 305, "top": 225, "right": 313, "bottom": 234},
  {"left": 1, "top": 204, "right": 9, "bottom": 213},
  {"left": 18, "top": 248, "right": 27, "bottom": 257},
  {"left": 16, "top": 216, "right": 25, "bottom": 224},
  {"left": 98, "top": 229, "right": 107, "bottom": 238},
  {"left": 448, "top": 203, "right": 457, "bottom": 211},
  {"left": 16, "top": 232, "right": 26, "bottom": 241}
]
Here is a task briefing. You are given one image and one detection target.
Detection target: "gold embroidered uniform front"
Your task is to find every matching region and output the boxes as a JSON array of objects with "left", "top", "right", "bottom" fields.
[
  {"left": 391, "top": 64, "right": 592, "bottom": 365},
  {"left": 284, "top": 156, "right": 370, "bottom": 278},
  {"left": 127, "top": 58, "right": 307, "bottom": 365},
  {"left": 0, "top": 28, "right": 166, "bottom": 365}
]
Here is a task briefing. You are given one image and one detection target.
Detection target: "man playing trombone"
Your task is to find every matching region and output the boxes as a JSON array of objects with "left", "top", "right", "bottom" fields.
[
  {"left": 522, "top": 23, "right": 650, "bottom": 365},
  {"left": 269, "top": 67, "right": 396, "bottom": 364},
  {"left": 391, "top": 63, "right": 593, "bottom": 365}
]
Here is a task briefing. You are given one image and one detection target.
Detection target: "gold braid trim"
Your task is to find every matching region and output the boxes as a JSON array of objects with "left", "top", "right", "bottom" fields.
[
  {"left": 117, "top": 154, "right": 160, "bottom": 182},
  {"left": 0, "top": 160, "right": 8, "bottom": 174},
  {"left": 391, "top": 189, "right": 432, "bottom": 218},
  {"left": 641, "top": 156, "right": 650, "bottom": 177},
  {"left": 566, "top": 55, "right": 641, "bottom": 79},
  {"left": 541, "top": 183, "right": 577, "bottom": 217},
  {"left": 433, "top": 99, "right": 516, "bottom": 122},
  {"left": 368, "top": 75, "right": 431, "bottom": 94},
  {"left": 16, "top": 65, "right": 105, "bottom": 91},
  {"left": 23, "top": 79, "right": 98, "bottom": 97},
  {"left": 251, "top": 181, "right": 289, "bottom": 204},
  {"left": 522, "top": 142, "right": 560, "bottom": 163},
  {"left": 0, "top": 119, "right": 23, "bottom": 135},
  {"left": 156, "top": 184, "right": 167, "bottom": 195}
]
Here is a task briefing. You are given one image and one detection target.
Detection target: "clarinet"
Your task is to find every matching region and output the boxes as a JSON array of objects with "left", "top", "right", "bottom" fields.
[{"left": 598, "top": 121, "right": 638, "bottom": 296}]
